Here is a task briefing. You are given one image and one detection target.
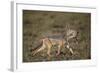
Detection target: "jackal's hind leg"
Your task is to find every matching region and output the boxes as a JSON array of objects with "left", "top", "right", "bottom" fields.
[
  {"left": 47, "top": 48, "right": 51, "bottom": 57},
  {"left": 47, "top": 45, "right": 52, "bottom": 57}
]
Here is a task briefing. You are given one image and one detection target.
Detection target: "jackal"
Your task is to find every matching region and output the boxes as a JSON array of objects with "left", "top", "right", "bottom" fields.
[{"left": 30, "top": 25, "right": 78, "bottom": 56}]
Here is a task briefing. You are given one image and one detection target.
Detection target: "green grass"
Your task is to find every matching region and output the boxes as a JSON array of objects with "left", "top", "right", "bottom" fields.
[{"left": 23, "top": 10, "right": 91, "bottom": 62}]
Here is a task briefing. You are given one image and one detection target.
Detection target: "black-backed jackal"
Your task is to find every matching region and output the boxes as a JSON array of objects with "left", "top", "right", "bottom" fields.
[{"left": 30, "top": 25, "right": 78, "bottom": 56}]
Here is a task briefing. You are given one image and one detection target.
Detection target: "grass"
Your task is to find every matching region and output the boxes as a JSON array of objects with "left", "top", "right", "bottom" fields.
[{"left": 23, "top": 10, "right": 91, "bottom": 62}]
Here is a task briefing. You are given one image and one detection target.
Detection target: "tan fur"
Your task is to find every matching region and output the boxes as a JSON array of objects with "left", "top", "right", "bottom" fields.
[
  {"left": 31, "top": 27, "right": 77, "bottom": 56},
  {"left": 32, "top": 37, "right": 73, "bottom": 56}
]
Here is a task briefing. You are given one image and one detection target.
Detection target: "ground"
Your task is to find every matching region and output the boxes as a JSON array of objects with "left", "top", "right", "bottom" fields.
[{"left": 23, "top": 10, "right": 91, "bottom": 62}]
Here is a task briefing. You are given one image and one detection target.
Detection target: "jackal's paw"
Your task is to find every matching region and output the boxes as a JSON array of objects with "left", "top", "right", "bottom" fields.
[
  {"left": 56, "top": 53, "right": 60, "bottom": 56},
  {"left": 47, "top": 54, "right": 52, "bottom": 57}
]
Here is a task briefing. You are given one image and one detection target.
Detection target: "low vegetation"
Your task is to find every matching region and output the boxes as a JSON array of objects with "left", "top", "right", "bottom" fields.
[{"left": 23, "top": 10, "right": 91, "bottom": 62}]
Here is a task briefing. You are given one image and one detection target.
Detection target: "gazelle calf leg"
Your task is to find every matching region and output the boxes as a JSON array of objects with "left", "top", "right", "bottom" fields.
[
  {"left": 66, "top": 43, "right": 74, "bottom": 54},
  {"left": 69, "top": 48, "right": 74, "bottom": 54},
  {"left": 74, "top": 37, "right": 78, "bottom": 44}
]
